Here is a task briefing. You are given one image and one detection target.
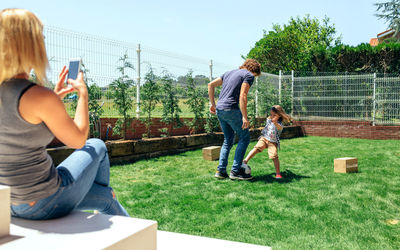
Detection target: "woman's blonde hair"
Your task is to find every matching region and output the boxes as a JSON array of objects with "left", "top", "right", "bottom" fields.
[
  {"left": 269, "top": 105, "right": 292, "bottom": 125},
  {"left": 0, "top": 8, "right": 48, "bottom": 85}
]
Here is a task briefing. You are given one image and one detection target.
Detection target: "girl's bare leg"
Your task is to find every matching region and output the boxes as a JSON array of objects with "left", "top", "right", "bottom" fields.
[
  {"left": 243, "top": 148, "right": 260, "bottom": 164},
  {"left": 272, "top": 158, "right": 281, "bottom": 175}
]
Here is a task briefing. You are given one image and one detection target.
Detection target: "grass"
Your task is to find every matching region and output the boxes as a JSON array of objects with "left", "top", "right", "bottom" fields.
[{"left": 110, "top": 136, "right": 400, "bottom": 249}]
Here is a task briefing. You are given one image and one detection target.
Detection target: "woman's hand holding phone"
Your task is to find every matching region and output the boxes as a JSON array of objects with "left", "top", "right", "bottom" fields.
[
  {"left": 67, "top": 71, "right": 87, "bottom": 96},
  {"left": 54, "top": 66, "right": 74, "bottom": 99}
]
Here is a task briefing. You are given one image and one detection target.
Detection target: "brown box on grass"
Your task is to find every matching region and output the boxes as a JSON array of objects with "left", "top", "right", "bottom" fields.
[
  {"left": 202, "top": 146, "right": 221, "bottom": 161},
  {"left": 334, "top": 157, "right": 358, "bottom": 173}
]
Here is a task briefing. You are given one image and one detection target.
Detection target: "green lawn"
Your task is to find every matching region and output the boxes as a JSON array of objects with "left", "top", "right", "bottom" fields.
[{"left": 110, "top": 136, "right": 400, "bottom": 249}]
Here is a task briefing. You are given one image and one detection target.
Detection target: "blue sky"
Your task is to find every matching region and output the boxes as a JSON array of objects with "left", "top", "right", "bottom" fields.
[{"left": 1, "top": 0, "right": 388, "bottom": 67}]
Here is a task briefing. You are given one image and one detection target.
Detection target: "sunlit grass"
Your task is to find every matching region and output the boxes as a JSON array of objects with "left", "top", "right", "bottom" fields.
[{"left": 110, "top": 136, "right": 400, "bottom": 249}]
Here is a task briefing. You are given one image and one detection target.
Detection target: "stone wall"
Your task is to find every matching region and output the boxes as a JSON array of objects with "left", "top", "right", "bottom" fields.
[{"left": 47, "top": 126, "right": 304, "bottom": 166}]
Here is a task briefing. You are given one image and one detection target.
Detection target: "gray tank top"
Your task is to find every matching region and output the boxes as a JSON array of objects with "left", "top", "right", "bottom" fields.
[{"left": 0, "top": 79, "right": 60, "bottom": 205}]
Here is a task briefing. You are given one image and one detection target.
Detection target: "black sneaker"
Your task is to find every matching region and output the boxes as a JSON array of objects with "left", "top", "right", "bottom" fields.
[
  {"left": 229, "top": 169, "right": 253, "bottom": 180},
  {"left": 215, "top": 171, "right": 229, "bottom": 179}
]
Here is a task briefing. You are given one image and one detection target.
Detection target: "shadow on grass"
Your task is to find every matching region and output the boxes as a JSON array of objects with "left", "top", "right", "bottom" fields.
[{"left": 250, "top": 169, "right": 310, "bottom": 184}]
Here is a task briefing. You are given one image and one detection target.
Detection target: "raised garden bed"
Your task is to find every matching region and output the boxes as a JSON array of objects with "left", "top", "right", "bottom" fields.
[{"left": 47, "top": 126, "right": 304, "bottom": 166}]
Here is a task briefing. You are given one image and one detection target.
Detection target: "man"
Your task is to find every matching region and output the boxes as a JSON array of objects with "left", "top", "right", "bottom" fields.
[{"left": 208, "top": 59, "right": 261, "bottom": 180}]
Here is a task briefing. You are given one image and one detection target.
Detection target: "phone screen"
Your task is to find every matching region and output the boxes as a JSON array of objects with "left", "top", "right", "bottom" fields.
[{"left": 68, "top": 60, "right": 80, "bottom": 80}]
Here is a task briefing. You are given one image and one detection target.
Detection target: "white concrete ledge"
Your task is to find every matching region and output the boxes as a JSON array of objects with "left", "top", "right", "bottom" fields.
[
  {"left": 0, "top": 185, "right": 10, "bottom": 238},
  {"left": 157, "top": 230, "right": 270, "bottom": 250},
  {"left": 1, "top": 212, "right": 157, "bottom": 250}
]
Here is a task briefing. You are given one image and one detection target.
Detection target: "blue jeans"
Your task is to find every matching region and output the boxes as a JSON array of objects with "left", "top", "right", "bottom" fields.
[
  {"left": 10, "top": 139, "right": 129, "bottom": 220},
  {"left": 216, "top": 109, "right": 250, "bottom": 173}
]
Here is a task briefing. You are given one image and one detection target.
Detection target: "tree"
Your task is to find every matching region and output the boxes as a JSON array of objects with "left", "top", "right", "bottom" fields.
[
  {"left": 247, "top": 15, "right": 341, "bottom": 73},
  {"left": 375, "top": 0, "right": 400, "bottom": 37},
  {"left": 110, "top": 53, "right": 135, "bottom": 139},
  {"left": 184, "top": 70, "right": 206, "bottom": 134},
  {"left": 140, "top": 67, "right": 160, "bottom": 138},
  {"left": 159, "top": 71, "right": 182, "bottom": 137}
]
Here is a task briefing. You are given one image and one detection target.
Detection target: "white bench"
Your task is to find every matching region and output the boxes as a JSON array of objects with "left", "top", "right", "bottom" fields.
[
  {"left": 157, "top": 230, "right": 270, "bottom": 250},
  {"left": 1, "top": 212, "right": 157, "bottom": 250},
  {"left": 0, "top": 185, "right": 270, "bottom": 249}
]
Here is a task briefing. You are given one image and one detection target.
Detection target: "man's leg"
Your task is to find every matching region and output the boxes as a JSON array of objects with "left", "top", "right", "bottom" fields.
[
  {"left": 226, "top": 110, "right": 250, "bottom": 173},
  {"left": 216, "top": 110, "right": 235, "bottom": 174}
]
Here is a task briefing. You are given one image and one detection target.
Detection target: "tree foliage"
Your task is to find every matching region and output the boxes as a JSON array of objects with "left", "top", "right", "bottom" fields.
[
  {"left": 375, "top": 0, "right": 400, "bottom": 36},
  {"left": 311, "top": 42, "right": 400, "bottom": 73},
  {"left": 247, "top": 15, "right": 341, "bottom": 74}
]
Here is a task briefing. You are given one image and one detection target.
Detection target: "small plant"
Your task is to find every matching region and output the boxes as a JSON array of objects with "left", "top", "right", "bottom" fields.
[
  {"left": 159, "top": 71, "right": 183, "bottom": 137},
  {"left": 158, "top": 128, "right": 169, "bottom": 138},
  {"left": 140, "top": 67, "right": 160, "bottom": 138},
  {"left": 248, "top": 93, "right": 258, "bottom": 128},
  {"left": 184, "top": 70, "right": 206, "bottom": 134},
  {"left": 81, "top": 63, "right": 104, "bottom": 138},
  {"left": 205, "top": 108, "right": 220, "bottom": 133},
  {"left": 110, "top": 52, "right": 135, "bottom": 139}
]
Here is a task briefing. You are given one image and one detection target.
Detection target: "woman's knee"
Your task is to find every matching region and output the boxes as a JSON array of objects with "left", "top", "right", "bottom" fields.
[{"left": 86, "top": 138, "right": 108, "bottom": 157}]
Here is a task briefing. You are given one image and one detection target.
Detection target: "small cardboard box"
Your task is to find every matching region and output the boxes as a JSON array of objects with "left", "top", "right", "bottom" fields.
[
  {"left": 0, "top": 185, "right": 10, "bottom": 238},
  {"left": 202, "top": 146, "right": 221, "bottom": 161},
  {"left": 334, "top": 157, "right": 358, "bottom": 173}
]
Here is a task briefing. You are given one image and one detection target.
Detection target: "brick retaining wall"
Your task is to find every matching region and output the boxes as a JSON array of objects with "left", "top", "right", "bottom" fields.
[{"left": 293, "top": 120, "right": 400, "bottom": 140}]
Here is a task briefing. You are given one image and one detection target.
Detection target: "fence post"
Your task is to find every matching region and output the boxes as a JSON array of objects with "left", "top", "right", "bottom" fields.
[
  {"left": 255, "top": 77, "right": 259, "bottom": 117},
  {"left": 209, "top": 60, "right": 213, "bottom": 81},
  {"left": 291, "top": 70, "right": 294, "bottom": 117},
  {"left": 136, "top": 44, "right": 141, "bottom": 119},
  {"left": 278, "top": 70, "right": 282, "bottom": 104},
  {"left": 372, "top": 73, "right": 376, "bottom": 126}
]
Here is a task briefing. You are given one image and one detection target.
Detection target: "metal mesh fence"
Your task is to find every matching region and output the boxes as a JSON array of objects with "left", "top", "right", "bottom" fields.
[
  {"left": 43, "top": 26, "right": 400, "bottom": 124},
  {"left": 375, "top": 74, "right": 400, "bottom": 125},
  {"left": 43, "top": 26, "right": 234, "bottom": 118},
  {"left": 256, "top": 71, "right": 400, "bottom": 125}
]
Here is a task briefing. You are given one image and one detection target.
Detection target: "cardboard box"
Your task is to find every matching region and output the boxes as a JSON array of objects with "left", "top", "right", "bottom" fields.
[
  {"left": 334, "top": 157, "right": 358, "bottom": 173},
  {"left": 0, "top": 185, "right": 10, "bottom": 238},
  {"left": 202, "top": 146, "right": 221, "bottom": 161}
]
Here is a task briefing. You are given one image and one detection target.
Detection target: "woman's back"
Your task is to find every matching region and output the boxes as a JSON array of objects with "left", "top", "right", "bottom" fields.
[{"left": 0, "top": 79, "right": 60, "bottom": 205}]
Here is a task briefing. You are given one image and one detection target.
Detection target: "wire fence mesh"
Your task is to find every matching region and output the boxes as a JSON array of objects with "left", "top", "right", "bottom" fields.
[
  {"left": 256, "top": 71, "right": 400, "bottom": 125},
  {"left": 43, "top": 26, "right": 234, "bottom": 118},
  {"left": 43, "top": 26, "right": 400, "bottom": 125}
]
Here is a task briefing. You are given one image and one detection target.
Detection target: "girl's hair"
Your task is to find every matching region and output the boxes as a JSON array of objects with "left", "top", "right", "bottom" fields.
[
  {"left": 269, "top": 105, "right": 292, "bottom": 125},
  {"left": 239, "top": 59, "right": 261, "bottom": 76},
  {"left": 0, "top": 8, "right": 48, "bottom": 85}
]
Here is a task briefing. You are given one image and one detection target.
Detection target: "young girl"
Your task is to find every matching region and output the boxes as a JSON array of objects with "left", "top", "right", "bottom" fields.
[{"left": 242, "top": 105, "right": 292, "bottom": 179}]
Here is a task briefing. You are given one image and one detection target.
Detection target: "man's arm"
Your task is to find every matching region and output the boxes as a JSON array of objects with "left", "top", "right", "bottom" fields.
[
  {"left": 240, "top": 82, "right": 251, "bottom": 129},
  {"left": 208, "top": 77, "right": 223, "bottom": 114}
]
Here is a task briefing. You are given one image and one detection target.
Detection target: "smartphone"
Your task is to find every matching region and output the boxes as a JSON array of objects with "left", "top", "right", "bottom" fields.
[{"left": 67, "top": 58, "right": 82, "bottom": 80}]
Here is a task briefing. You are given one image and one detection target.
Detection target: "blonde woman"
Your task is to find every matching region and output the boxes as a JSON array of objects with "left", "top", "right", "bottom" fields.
[
  {"left": 242, "top": 105, "right": 292, "bottom": 179},
  {"left": 0, "top": 8, "right": 128, "bottom": 219}
]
